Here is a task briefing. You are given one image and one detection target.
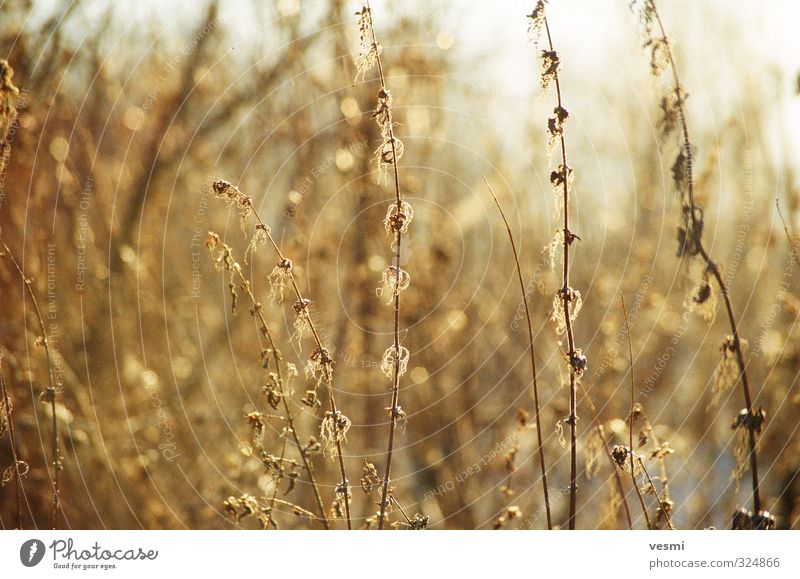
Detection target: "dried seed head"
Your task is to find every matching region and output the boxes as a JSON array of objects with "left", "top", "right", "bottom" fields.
[
  {"left": 268, "top": 258, "right": 293, "bottom": 304},
  {"left": 731, "top": 407, "right": 766, "bottom": 435},
  {"left": 547, "top": 105, "right": 569, "bottom": 151},
  {"left": 360, "top": 461, "right": 381, "bottom": 494},
  {"left": 526, "top": 1, "right": 546, "bottom": 44},
  {"left": 611, "top": 445, "right": 630, "bottom": 468},
  {"left": 540, "top": 49, "right": 560, "bottom": 91},
  {"left": 320, "top": 410, "right": 351, "bottom": 452},
  {"left": 380, "top": 345, "right": 410, "bottom": 379},
  {"left": 354, "top": 6, "right": 381, "bottom": 81},
  {"left": 686, "top": 271, "right": 716, "bottom": 322},
  {"left": 291, "top": 299, "right": 313, "bottom": 347},
  {"left": 550, "top": 287, "right": 582, "bottom": 335},
  {"left": 2, "top": 460, "right": 29, "bottom": 485},
  {"left": 1, "top": 59, "right": 20, "bottom": 141},
  {"left": 306, "top": 346, "right": 334, "bottom": 385},
  {"left": 569, "top": 349, "right": 588, "bottom": 376},
  {"left": 376, "top": 266, "right": 410, "bottom": 305},
  {"left": 731, "top": 508, "right": 776, "bottom": 530},
  {"left": 244, "top": 223, "right": 270, "bottom": 263},
  {"left": 384, "top": 200, "right": 414, "bottom": 236},
  {"left": 212, "top": 179, "right": 253, "bottom": 234}
]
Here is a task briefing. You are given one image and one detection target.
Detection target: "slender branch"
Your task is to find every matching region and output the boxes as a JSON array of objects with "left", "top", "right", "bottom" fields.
[
  {"left": 637, "top": 456, "right": 675, "bottom": 530},
  {"left": 0, "top": 236, "right": 60, "bottom": 529},
  {"left": 776, "top": 197, "right": 800, "bottom": 269},
  {"left": 620, "top": 294, "right": 651, "bottom": 529},
  {"left": 646, "top": 0, "right": 761, "bottom": 514},
  {"left": 540, "top": 7, "right": 581, "bottom": 530},
  {"left": 362, "top": 2, "right": 408, "bottom": 530},
  {"left": 597, "top": 425, "right": 633, "bottom": 529},
  {"left": 485, "top": 179, "right": 552, "bottom": 529}
]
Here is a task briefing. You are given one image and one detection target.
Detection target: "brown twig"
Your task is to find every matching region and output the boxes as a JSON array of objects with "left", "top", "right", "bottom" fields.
[
  {"left": 534, "top": 3, "right": 582, "bottom": 529},
  {"left": 360, "top": 1, "right": 410, "bottom": 530},
  {"left": 485, "top": 179, "right": 552, "bottom": 529},
  {"left": 642, "top": 0, "right": 762, "bottom": 515},
  {"left": 776, "top": 197, "right": 800, "bottom": 269}
]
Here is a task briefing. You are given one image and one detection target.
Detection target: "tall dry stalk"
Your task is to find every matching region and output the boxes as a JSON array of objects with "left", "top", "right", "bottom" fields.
[
  {"left": 211, "top": 181, "right": 352, "bottom": 529},
  {"left": 355, "top": 2, "right": 414, "bottom": 530},
  {"left": 528, "top": 1, "right": 585, "bottom": 529},
  {"left": 485, "top": 180, "right": 551, "bottom": 529},
  {"left": 631, "top": 0, "right": 769, "bottom": 527},
  {"left": 0, "top": 237, "right": 61, "bottom": 529}
]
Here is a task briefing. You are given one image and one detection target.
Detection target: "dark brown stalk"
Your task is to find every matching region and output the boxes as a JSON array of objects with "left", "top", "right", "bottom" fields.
[
  {"left": 540, "top": 7, "right": 580, "bottom": 530},
  {"left": 228, "top": 258, "right": 329, "bottom": 529},
  {"left": 0, "top": 237, "right": 60, "bottom": 529},
  {"left": 0, "top": 362, "right": 23, "bottom": 529},
  {"left": 361, "top": 2, "right": 408, "bottom": 531},
  {"left": 776, "top": 197, "right": 800, "bottom": 269},
  {"left": 485, "top": 179, "right": 552, "bottom": 529},
  {"left": 644, "top": 0, "right": 761, "bottom": 514}
]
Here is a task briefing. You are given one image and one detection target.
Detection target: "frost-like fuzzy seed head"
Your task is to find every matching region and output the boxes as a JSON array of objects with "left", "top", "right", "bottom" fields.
[
  {"left": 306, "top": 346, "right": 334, "bottom": 385},
  {"left": 380, "top": 345, "right": 409, "bottom": 379},
  {"left": 384, "top": 200, "right": 414, "bottom": 236},
  {"left": 354, "top": 6, "right": 381, "bottom": 81},
  {"left": 376, "top": 266, "right": 410, "bottom": 305},
  {"left": 320, "top": 410, "right": 351, "bottom": 452}
]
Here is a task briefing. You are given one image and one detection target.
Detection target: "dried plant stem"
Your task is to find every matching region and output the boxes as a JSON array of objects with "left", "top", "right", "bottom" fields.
[
  {"left": 485, "top": 179, "right": 552, "bottom": 529},
  {"left": 0, "top": 236, "right": 60, "bottom": 529},
  {"left": 363, "top": 2, "right": 408, "bottom": 531},
  {"left": 1, "top": 362, "right": 23, "bottom": 529},
  {"left": 621, "top": 294, "right": 651, "bottom": 529},
  {"left": 641, "top": 410, "right": 674, "bottom": 528},
  {"left": 646, "top": 0, "right": 761, "bottom": 514},
  {"left": 266, "top": 432, "right": 289, "bottom": 529},
  {"left": 584, "top": 388, "right": 633, "bottom": 529},
  {"left": 246, "top": 204, "right": 352, "bottom": 529},
  {"left": 596, "top": 424, "right": 633, "bottom": 529},
  {"left": 229, "top": 263, "right": 329, "bottom": 529},
  {"left": 637, "top": 456, "right": 675, "bottom": 530},
  {"left": 540, "top": 11, "right": 580, "bottom": 530},
  {"left": 776, "top": 197, "right": 800, "bottom": 269}
]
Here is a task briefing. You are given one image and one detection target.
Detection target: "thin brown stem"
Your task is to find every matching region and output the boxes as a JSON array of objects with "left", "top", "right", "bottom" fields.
[
  {"left": 1, "top": 363, "right": 23, "bottom": 529},
  {"left": 485, "top": 179, "right": 552, "bottom": 529},
  {"left": 596, "top": 425, "right": 633, "bottom": 529},
  {"left": 541, "top": 9, "right": 580, "bottom": 530},
  {"left": 363, "top": 2, "right": 407, "bottom": 530},
  {"left": 776, "top": 197, "right": 800, "bottom": 269},
  {"left": 637, "top": 457, "right": 675, "bottom": 530},
  {"left": 0, "top": 236, "right": 60, "bottom": 529},
  {"left": 646, "top": 0, "right": 761, "bottom": 515},
  {"left": 621, "top": 294, "right": 650, "bottom": 529}
]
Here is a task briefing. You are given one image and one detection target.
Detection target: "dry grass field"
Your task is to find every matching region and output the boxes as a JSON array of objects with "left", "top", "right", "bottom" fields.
[{"left": 1, "top": 0, "right": 799, "bottom": 530}]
